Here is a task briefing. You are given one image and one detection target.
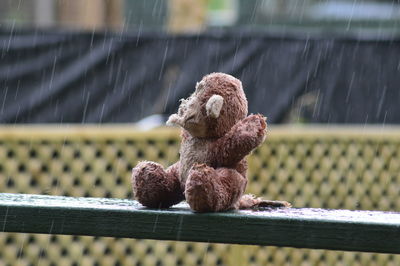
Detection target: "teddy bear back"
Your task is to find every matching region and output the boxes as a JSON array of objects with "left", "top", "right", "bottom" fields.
[{"left": 198, "top": 73, "right": 248, "bottom": 138}]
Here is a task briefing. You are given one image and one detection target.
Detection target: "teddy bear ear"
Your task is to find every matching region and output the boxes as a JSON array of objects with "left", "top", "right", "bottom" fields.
[{"left": 206, "top": 95, "right": 224, "bottom": 118}]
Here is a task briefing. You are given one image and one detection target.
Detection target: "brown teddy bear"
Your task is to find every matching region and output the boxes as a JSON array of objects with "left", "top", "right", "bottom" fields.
[{"left": 131, "top": 73, "right": 290, "bottom": 212}]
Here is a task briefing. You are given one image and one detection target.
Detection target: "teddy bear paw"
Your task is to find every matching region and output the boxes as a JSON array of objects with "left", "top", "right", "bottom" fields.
[
  {"left": 185, "top": 164, "right": 216, "bottom": 212},
  {"left": 234, "top": 114, "right": 267, "bottom": 142},
  {"left": 132, "top": 161, "right": 180, "bottom": 208}
]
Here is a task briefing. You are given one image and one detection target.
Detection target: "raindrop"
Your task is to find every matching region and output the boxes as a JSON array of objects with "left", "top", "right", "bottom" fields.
[
  {"left": 99, "top": 103, "right": 106, "bottom": 123},
  {"left": 346, "top": 0, "right": 358, "bottom": 31},
  {"left": 49, "top": 56, "right": 57, "bottom": 91},
  {"left": 136, "top": 21, "right": 143, "bottom": 47},
  {"left": 345, "top": 72, "right": 356, "bottom": 103},
  {"left": 376, "top": 86, "right": 387, "bottom": 118},
  {"left": 6, "top": 20, "right": 15, "bottom": 52},
  {"left": 82, "top": 92, "right": 91, "bottom": 123},
  {"left": 2, "top": 206, "right": 8, "bottom": 231},
  {"left": 1, "top": 87, "right": 8, "bottom": 114},
  {"left": 158, "top": 44, "right": 169, "bottom": 80}
]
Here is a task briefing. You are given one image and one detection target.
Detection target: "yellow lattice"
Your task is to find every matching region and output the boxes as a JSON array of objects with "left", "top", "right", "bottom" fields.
[{"left": 0, "top": 125, "right": 399, "bottom": 266}]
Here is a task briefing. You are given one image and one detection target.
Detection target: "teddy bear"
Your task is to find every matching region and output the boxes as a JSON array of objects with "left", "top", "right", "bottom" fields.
[{"left": 131, "top": 72, "right": 290, "bottom": 212}]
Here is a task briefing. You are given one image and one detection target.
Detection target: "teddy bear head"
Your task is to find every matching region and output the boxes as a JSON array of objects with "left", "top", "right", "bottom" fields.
[{"left": 167, "top": 73, "right": 248, "bottom": 138}]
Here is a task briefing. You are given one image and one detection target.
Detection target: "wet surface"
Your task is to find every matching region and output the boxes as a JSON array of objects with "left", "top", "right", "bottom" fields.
[{"left": 1, "top": 193, "right": 399, "bottom": 226}]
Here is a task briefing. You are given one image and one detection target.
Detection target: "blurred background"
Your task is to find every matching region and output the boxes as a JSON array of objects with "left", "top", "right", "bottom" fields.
[
  {"left": 1, "top": 0, "right": 400, "bottom": 266},
  {"left": 0, "top": 0, "right": 399, "bottom": 125}
]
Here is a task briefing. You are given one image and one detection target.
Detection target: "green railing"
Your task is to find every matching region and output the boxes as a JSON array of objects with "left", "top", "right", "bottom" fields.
[{"left": 1, "top": 193, "right": 400, "bottom": 254}]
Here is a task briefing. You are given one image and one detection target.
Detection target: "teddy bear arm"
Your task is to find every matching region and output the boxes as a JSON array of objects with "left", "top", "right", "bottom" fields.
[
  {"left": 214, "top": 114, "right": 267, "bottom": 165},
  {"left": 165, "top": 161, "right": 181, "bottom": 185}
]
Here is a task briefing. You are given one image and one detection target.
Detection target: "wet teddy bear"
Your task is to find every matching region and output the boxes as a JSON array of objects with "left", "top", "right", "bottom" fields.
[{"left": 131, "top": 73, "right": 290, "bottom": 212}]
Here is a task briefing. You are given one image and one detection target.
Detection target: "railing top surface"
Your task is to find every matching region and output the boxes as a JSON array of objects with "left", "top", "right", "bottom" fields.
[
  {"left": 1, "top": 193, "right": 399, "bottom": 254},
  {"left": 0, "top": 125, "right": 399, "bottom": 139}
]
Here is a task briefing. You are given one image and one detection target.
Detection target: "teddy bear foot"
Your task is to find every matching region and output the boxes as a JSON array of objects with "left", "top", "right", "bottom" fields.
[
  {"left": 132, "top": 161, "right": 183, "bottom": 208},
  {"left": 185, "top": 164, "right": 247, "bottom": 212},
  {"left": 238, "top": 194, "right": 291, "bottom": 209}
]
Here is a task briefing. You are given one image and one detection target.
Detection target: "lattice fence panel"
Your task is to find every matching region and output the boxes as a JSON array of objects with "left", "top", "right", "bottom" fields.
[{"left": 0, "top": 126, "right": 399, "bottom": 266}]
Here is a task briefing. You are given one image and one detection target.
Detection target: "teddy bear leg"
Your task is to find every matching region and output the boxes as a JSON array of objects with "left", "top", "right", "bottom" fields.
[
  {"left": 132, "top": 161, "right": 184, "bottom": 208},
  {"left": 185, "top": 164, "right": 247, "bottom": 212}
]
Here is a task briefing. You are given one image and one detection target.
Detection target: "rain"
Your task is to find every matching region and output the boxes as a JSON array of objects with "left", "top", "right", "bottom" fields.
[{"left": 0, "top": 0, "right": 400, "bottom": 265}]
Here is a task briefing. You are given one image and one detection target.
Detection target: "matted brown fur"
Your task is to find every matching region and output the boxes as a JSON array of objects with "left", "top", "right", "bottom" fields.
[{"left": 131, "top": 73, "right": 290, "bottom": 212}]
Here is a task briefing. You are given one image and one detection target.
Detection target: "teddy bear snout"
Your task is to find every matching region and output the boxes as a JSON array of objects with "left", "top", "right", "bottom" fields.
[
  {"left": 166, "top": 114, "right": 183, "bottom": 127},
  {"left": 184, "top": 113, "right": 196, "bottom": 124}
]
